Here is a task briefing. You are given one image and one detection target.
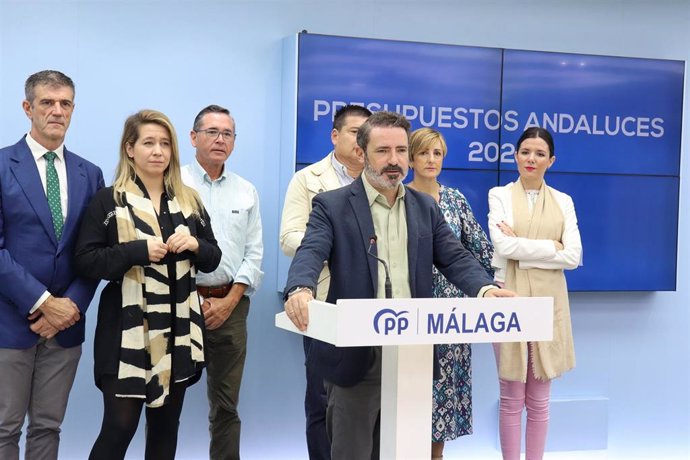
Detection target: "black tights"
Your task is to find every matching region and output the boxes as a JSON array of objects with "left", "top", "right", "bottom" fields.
[{"left": 89, "top": 375, "right": 187, "bottom": 460}]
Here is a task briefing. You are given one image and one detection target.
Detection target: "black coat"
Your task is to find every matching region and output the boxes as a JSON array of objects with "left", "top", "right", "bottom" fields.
[{"left": 74, "top": 186, "right": 221, "bottom": 387}]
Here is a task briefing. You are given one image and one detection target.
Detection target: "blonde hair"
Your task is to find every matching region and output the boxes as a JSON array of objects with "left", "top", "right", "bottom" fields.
[
  {"left": 409, "top": 128, "right": 448, "bottom": 161},
  {"left": 113, "top": 109, "right": 202, "bottom": 215}
]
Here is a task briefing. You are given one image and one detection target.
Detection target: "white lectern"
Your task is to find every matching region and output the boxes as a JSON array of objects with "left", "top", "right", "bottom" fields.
[{"left": 276, "top": 297, "right": 553, "bottom": 460}]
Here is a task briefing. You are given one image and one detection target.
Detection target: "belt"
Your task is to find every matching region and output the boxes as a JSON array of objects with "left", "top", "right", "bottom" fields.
[{"left": 196, "top": 283, "right": 233, "bottom": 298}]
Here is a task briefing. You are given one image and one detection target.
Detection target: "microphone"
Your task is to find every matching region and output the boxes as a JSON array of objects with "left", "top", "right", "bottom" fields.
[{"left": 367, "top": 235, "right": 392, "bottom": 299}]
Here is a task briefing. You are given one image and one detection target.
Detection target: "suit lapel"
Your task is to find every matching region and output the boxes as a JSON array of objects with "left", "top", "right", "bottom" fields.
[
  {"left": 348, "top": 178, "right": 378, "bottom": 295},
  {"left": 323, "top": 154, "right": 342, "bottom": 190},
  {"left": 9, "top": 139, "right": 58, "bottom": 247},
  {"left": 320, "top": 166, "right": 340, "bottom": 191},
  {"left": 60, "top": 148, "right": 87, "bottom": 252},
  {"left": 310, "top": 153, "right": 340, "bottom": 193},
  {"left": 404, "top": 187, "right": 419, "bottom": 297}
]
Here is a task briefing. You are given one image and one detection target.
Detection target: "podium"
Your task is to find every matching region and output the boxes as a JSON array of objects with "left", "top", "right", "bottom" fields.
[{"left": 276, "top": 296, "right": 553, "bottom": 460}]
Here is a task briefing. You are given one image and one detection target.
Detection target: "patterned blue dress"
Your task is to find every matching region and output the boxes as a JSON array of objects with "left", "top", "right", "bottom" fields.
[{"left": 432, "top": 185, "right": 494, "bottom": 441}]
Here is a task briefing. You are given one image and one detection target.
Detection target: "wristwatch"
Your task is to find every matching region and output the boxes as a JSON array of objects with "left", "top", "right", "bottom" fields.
[{"left": 286, "top": 286, "right": 314, "bottom": 299}]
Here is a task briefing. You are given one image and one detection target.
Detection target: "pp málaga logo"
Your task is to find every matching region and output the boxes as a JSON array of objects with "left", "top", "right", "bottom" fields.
[{"left": 373, "top": 309, "right": 410, "bottom": 335}]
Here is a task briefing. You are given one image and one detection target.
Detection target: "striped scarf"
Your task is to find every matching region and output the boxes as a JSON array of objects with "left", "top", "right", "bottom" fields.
[{"left": 114, "top": 181, "right": 204, "bottom": 407}]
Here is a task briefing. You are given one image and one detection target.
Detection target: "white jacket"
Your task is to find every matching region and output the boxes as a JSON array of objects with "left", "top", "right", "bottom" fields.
[{"left": 488, "top": 181, "right": 582, "bottom": 282}]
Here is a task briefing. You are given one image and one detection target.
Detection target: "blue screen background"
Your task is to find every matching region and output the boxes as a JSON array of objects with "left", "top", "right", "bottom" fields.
[{"left": 296, "top": 34, "right": 683, "bottom": 291}]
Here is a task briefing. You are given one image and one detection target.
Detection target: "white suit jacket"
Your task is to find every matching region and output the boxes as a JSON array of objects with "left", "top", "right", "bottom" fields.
[{"left": 488, "top": 181, "right": 582, "bottom": 283}]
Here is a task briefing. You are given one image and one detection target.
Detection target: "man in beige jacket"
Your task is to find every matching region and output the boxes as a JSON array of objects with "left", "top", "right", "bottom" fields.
[{"left": 279, "top": 104, "right": 370, "bottom": 460}]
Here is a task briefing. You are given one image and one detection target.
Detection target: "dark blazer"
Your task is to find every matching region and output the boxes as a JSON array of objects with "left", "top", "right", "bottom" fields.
[
  {"left": 0, "top": 136, "right": 104, "bottom": 349},
  {"left": 285, "top": 177, "right": 495, "bottom": 386}
]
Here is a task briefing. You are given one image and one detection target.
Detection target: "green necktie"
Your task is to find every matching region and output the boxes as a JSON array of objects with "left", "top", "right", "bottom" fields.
[{"left": 44, "top": 151, "right": 64, "bottom": 240}]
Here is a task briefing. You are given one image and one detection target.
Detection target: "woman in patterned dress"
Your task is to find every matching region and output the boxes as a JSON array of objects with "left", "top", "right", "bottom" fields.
[{"left": 407, "top": 128, "right": 494, "bottom": 460}]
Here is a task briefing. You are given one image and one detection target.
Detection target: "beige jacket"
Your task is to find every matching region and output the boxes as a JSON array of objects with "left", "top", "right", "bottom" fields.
[{"left": 280, "top": 152, "right": 342, "bottom": 301}]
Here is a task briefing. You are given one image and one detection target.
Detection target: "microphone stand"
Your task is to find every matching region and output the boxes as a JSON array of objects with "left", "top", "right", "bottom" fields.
[{"left": 367, "top": 236, "right": 392, "bottom": 299}]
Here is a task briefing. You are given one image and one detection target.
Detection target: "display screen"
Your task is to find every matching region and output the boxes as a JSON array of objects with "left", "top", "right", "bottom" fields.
[{"left": 293, "top": 33, "right": 683, "bottom": 291}]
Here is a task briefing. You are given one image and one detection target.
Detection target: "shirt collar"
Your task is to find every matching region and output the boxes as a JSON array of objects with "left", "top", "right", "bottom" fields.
[
  {"left": 361, "top": 171, "right": 405, "bottom": 208},
  {"left": 25, "top": 132, "right": 65, "bottom": 162},
  {"left": 192, "top": 156, "right": 228, "bottom": 184},
  {"left": 331, "top": 151, "right": 356, "bottom": 186}
]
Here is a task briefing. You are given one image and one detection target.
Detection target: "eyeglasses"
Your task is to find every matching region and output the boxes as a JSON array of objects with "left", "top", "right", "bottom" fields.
[{"left": 195, "top": 128, "right": 236, "bottom": 142}]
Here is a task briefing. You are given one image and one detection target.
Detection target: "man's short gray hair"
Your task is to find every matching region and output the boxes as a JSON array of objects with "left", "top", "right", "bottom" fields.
[
  {"left": 25, "top": 70, "right": 74, "bottom": 103},
  {"left": 192, "top": 104, "right": 236, "bottom": 133}
]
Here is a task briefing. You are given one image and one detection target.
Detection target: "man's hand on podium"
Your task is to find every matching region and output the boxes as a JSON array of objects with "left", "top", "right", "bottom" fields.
[
  {"left": 284, "top": 289, "right": 313, "bottom": 331},
  {"left": 484, "top": 288, "right": 518, "bottom": 297}
]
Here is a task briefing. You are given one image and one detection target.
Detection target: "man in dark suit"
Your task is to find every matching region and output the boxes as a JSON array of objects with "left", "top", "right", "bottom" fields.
[
  {"left": 284, "top": 111, "right": 516, "bottom": 459},
  {"left": 0, "top": 70, "right": 104, "bottom": 460}
]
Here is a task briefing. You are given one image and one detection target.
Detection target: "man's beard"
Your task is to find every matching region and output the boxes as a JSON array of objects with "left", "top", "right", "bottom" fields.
[{"left": 364, "top": 160, "right": 407, "bottom": 190}]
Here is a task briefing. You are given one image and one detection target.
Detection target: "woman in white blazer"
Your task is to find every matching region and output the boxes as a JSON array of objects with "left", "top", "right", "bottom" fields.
[{"left": 488, "top": 127, "right": 582, "bottom": 460}]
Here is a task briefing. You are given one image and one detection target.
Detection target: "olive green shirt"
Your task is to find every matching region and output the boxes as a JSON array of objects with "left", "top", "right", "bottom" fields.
[
  {"left": 361, "top": 173, "right": 411, "bottom": 299},
  {"left": 362, "top": 173, "right": 496, "bottom": 299}
]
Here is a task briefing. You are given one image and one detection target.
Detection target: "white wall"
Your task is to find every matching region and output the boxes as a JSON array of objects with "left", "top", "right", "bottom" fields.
[{"left": 1, "top": 1, "right": 688, "bottom": 459}]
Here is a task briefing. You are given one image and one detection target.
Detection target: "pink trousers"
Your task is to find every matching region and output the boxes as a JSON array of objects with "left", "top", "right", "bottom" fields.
[{"left": 493, "top": 343, "right": 551, "bottom": 460}]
